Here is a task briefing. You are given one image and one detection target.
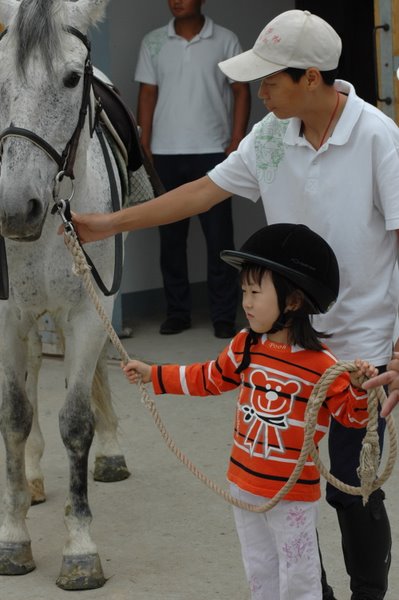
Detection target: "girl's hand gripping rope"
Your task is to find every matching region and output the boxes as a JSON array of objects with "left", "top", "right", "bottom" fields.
[{"left": 122, "top": 359, "right": 152, "bottom": 384}]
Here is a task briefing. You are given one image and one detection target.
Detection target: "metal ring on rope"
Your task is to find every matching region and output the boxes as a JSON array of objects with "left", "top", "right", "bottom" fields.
[{"left": 62, "top": 229, "right": 397, "bottom": 513}]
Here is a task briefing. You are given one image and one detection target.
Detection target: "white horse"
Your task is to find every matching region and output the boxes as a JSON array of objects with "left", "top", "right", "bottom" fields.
[{"left": 0, "top": 0, "right": 134, "bottom": 589}]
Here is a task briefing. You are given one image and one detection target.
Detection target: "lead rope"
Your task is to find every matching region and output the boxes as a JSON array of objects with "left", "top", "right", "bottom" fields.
[{"left": 63, "top": 230, "right": 397, "bottom": 512}]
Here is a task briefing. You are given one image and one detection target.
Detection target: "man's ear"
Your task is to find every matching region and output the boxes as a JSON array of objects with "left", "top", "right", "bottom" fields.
[{"left": 304, "top": 67, "right": 322, "bottom": 90}]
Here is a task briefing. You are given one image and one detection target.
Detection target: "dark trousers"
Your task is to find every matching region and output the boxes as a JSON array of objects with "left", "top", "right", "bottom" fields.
[
  {"left": 153, "top": 154, "right": 238, "bottom": 325},
  {"left": 324, "top": 365, "right": 391, "bottom": 599}
]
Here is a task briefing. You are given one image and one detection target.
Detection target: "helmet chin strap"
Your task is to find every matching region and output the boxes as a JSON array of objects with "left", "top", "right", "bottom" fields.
[{"left": 236, "top": 310, "right": 297, "bottom": 375}]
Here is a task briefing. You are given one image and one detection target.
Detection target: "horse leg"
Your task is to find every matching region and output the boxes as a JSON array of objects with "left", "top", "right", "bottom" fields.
[
  {"left": 25, "top": 326, "right": 46, "bottom": 504},
  {"left": 92, "top": 343, "right": 130, "bottom": 482},
  {"left": 57, "top": 380, "right": 105, "bottom": 590},
  {"left": 56, "top": 324, "right": 108, "bottom": 590},
  {"left": 0, "top": 330, "right": 35, "bottom": 575}
]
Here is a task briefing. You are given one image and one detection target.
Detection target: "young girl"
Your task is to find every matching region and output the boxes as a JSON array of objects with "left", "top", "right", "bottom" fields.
[{"left": 122, "top": 223, "right": 376, "bottom": 600}]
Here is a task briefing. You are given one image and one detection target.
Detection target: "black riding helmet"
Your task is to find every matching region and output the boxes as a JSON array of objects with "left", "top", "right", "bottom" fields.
[{"left": 221, "top": 223, "right": 339, "bottom": 314}]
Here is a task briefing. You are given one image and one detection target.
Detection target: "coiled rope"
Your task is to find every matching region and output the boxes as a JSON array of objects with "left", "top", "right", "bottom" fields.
[{"left": 64, "top": 231, "right": 397, "bottom": 513}]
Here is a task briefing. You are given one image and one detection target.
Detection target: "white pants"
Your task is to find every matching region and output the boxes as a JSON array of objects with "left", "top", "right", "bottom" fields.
[{"left": 230, "top": 484, "right": 322, "bottom": 600}]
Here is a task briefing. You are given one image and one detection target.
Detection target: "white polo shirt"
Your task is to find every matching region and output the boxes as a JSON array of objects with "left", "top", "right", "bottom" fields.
[
  {"left": 134, "top": 16, "right": 242, "bottom": 154},
  {"left": 209, "top": 81, "right": 399, "bottom": 365}
]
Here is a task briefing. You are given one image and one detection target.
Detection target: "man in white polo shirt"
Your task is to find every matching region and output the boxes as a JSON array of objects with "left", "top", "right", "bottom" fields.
[
  {"left": 134, "top": 0, "right": 250, "bottom": 339},
  {"left": 72, "top": 9, "right": 398, "bottom": 600}
]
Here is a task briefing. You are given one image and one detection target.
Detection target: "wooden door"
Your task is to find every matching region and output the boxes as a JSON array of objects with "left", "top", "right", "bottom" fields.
[
  {"left": 374, "top": 0, "right": 399, "bottom": 122},
  {"left": 295, "top": 1, "right": 376, "bottom": 104}
]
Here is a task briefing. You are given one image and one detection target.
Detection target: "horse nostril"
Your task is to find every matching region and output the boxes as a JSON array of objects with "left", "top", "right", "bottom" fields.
[{"left": 27, "top": 198, "right": 42, "bottom": 222}]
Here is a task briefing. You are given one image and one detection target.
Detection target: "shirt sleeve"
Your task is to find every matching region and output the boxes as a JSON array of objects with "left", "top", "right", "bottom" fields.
[
  {"left": 224, "top": 32, "right": 242, "bottom": 60},
  {"left": 208, "top": 129, "right": 261, "bottom": 201},
  {"left": 221, "top": 30, "right": 243, "bottom": 84},
  {"left": 372, "top": 118, "right": 399, "bottom": 231},
  {"left": 151, "top": 340, "right": 242, "bottom": 396},
  {"left": 134, "top": 36, "right": 157, "bottom": 85},
  {"left": 325, "top": 372, "right": 369, "bottom": 428}
]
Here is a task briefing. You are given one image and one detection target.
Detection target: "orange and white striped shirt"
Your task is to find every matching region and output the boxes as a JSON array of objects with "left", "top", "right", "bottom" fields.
[{"left": 151, "top": 330, "right": 368, "bottom": 502}]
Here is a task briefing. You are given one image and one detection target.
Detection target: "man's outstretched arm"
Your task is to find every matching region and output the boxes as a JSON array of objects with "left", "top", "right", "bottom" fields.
[{"left": 68, "top": 176, "right": 231, "bottom": 244}]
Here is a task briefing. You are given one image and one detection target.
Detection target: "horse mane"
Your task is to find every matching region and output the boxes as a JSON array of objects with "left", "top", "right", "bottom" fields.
[{"left": 13, "top": 0, "right": 64, "bottom": 76}]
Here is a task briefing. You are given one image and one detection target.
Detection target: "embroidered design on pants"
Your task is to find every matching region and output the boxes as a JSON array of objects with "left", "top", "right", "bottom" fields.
[{"left": 282, "top": 531, "right": 314, "bottom": 567}]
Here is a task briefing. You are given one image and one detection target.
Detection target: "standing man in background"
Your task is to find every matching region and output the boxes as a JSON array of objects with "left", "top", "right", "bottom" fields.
[{"left": 134, "top": 0, "right": 250, "bottom": 338}]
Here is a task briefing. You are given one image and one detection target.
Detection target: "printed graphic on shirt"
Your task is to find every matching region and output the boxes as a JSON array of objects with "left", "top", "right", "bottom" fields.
[
  {"left": 254, "top": 115, "right": 289, "bottom": 183},
  {"left": 241, "top": 369, "right": 301, "bottom": 458},
  {"left": 144, "top": 28, "right": 168, "bottom": 59}
]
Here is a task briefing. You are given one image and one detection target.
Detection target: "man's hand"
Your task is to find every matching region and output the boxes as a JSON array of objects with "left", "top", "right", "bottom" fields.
[
  {"left": 57, "top": 211, "right": 115, "bottom": 243},
  {"left": 362, "top": 353, "right": 399, "bottom": 417}
]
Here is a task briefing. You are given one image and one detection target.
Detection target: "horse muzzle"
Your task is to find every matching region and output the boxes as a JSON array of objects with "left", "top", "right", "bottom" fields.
[{"left": 0, "top": 197, "right": 46, "bottom": 241}]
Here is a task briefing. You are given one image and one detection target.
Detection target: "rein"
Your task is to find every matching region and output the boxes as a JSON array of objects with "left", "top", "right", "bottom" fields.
[{"left": 0, "top": 26, "right": 123, "bottom": 298}]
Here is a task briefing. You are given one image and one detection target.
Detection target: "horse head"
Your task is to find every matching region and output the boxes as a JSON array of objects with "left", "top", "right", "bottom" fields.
[{"left": 0, "top": 0, "right": 110, "bottom": 240}]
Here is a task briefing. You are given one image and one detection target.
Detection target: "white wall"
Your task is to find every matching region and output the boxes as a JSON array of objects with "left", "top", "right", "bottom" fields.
[{"left": 97, "top": 0, "right": 294, "bottom": 294}]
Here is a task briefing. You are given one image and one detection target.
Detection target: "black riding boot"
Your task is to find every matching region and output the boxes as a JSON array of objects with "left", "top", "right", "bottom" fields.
[{"left": 336, "top": 489, "right": 391, "bottom": 600}]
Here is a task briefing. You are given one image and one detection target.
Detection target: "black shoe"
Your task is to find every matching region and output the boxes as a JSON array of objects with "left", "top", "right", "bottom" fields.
[
  {"left": 214, "top": 322, "right": 236, "bottom": 339},
  {"left": 159, "top": 317, "right": 191, "bottom": 335},
  {"left": 322, "top": 587, "right": 337, "bottom": 600}
]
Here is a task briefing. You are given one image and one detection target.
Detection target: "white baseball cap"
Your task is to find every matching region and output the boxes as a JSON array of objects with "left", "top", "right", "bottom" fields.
[{"left": 219, "top": 10, "right": 342, "bottom": 82}]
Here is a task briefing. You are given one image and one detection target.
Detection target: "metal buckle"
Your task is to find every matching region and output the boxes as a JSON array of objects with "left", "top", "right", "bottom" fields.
[{"left": 52, "top": 171, "right": 75, "bottom": 234}]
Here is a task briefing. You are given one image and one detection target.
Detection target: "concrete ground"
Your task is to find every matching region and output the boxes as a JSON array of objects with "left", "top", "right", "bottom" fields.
[{"left": 0, "top": 308, "right": 398, "bottom": 600}]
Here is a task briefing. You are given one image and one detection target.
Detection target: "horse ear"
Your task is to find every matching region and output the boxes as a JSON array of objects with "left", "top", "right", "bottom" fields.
[
  {"left": 0, "top": 0, "right": 20, "bottom": 28},
  {"left": 65, "top": 0, "right": 110, "bottom": 31}
]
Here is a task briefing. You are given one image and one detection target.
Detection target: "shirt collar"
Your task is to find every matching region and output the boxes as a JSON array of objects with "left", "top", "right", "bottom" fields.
[
  {"left": 284, "top": 79, "right": 364, "bottom": 149},
  {"left": 168, "top": 15, "right": 213, "bottom": 40}
]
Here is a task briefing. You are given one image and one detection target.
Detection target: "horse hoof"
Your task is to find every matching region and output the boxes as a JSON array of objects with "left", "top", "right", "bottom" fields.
[
  {"left": 93, "top": 455, "right": 130, "bottom": 482},
  {"left": 0, "top": 541, "right": 36, "bottom": 575},
  {"left": 29, "top": 478, "right": 46, "bottom": 505},
  {"left": 56, "top": 553, "right": 106, "bottom": 590}
]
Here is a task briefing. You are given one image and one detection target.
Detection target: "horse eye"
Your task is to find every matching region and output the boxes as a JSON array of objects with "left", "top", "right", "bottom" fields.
[{"left": 64, "top": 72, "right": 81, "bottom": 88}]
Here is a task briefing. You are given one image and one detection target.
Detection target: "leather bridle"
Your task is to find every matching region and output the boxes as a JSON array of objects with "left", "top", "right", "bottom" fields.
[{"left": 0, "top": 26, "right": 123, "bottom": 297}]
